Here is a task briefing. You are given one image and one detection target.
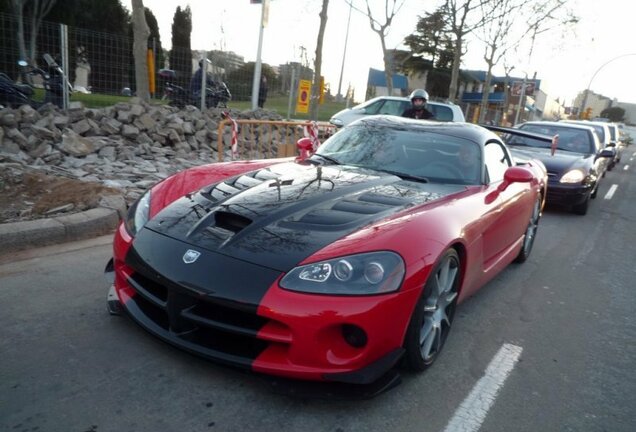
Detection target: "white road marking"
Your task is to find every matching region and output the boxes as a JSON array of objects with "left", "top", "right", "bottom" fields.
[
  {"left": 624, "top": 164, "right": 629, "bottom": 171},
  {"left": 442, "top": 343, "right": 523, "bottom": 432},
  {"left": 604, "top": 184, "right": 618, "bottom": 200}
]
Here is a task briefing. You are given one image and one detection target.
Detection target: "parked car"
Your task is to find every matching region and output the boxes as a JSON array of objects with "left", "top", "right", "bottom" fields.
[
  {"left": 329, "top": 96, "right": 465, "bottom": 127},
  {"left": 105, "top": 116, "right": 547, "bottom": 392},
  {"left": 606, "top": 123, "right": 625, "bottom": 166},
  {"left": 504, "top": 121, "right": 615, "bottom": 215},
  {"left": 561, "top": 120, "right": 614, "bottom": 171}
]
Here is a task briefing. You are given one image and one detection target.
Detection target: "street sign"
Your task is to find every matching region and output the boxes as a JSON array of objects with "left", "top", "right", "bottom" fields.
[
  {"left": 511, "top": 81, "right": 536, "bottom": 97},
  {"left": 296, "top": 79, "right": 311, "bottom": 114}
]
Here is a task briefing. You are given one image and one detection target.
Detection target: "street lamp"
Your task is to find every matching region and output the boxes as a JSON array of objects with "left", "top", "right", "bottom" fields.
[{"left": 579, "top": 53, "right": 636, "bottom": 118}]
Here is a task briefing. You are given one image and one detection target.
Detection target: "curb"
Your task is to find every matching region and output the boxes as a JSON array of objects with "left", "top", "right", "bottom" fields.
[{"left": 0, "top": 207, "right": 121, "bottom": 256}]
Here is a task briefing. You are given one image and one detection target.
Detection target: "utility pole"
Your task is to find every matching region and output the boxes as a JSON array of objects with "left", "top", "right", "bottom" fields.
[{"left": 251, "top": 0, "right": 269, "bottom": 110}]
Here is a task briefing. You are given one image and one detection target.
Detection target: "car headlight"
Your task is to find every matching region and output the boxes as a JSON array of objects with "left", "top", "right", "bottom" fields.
[
  {"left": 280, "top": 251, "right": 405, "bottom": 295},
  {"left": 329, "top": 117, "right": 344, "bottom": 127},
  {"left": 124, "top": 190, "right": 151, "bottom": 236},
  {"left": 560, "top": 169, "right": 585, "bottom": 183}
]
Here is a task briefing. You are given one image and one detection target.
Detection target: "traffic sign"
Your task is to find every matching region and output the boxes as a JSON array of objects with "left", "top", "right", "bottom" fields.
[{"left": 296, "top": 79, "right": 311, "bottom": 114}]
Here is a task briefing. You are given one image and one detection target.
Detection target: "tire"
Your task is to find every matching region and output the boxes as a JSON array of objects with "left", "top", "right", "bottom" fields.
[
  {"left": 572, "top": 196, "right": 589, "bottom": 215},
  {"left": 402, "top": 249, "right": 461, "bottom": 372},
  {"left": 515, "top": 196, "right": 541, "bottom": 263}
]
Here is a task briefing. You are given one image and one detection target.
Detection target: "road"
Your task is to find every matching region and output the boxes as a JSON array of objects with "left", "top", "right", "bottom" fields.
[{"left": 2, "top": 151, "right": 635, "bottom": 432}]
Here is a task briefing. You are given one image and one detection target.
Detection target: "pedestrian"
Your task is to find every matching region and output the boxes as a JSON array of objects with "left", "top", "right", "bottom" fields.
[
  {"left": 258, "top": 75, "right": 268, "bottom": 108},
  {"left": 402, "top": 89, "right": 434, "bottom": 119}
]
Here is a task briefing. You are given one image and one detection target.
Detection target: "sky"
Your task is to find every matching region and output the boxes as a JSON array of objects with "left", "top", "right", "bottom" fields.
[{"left": 122, "top": 0, "right": 636, "bottom": 106}]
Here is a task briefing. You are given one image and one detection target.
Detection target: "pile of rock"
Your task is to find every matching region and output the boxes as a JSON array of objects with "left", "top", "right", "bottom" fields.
[{"left": 0, "top": 99, "right": 285, "bottom": 205}]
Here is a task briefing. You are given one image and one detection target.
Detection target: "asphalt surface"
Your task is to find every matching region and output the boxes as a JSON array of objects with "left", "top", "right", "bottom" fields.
[{"left": 1, "top": 150, "right": 635, "bottom": 432}]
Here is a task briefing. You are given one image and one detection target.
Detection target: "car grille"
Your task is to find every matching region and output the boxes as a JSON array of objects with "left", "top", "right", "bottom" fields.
[{"left": 125, "top": 270, "right": 283, "bottom": 363}]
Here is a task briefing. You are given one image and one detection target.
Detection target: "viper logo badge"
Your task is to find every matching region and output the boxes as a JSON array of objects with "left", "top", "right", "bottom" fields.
[{"left": 182, "top": 249, "right": 201, "bottom": 264}]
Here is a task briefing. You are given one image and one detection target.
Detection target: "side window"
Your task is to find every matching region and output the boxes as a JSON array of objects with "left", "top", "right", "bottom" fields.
[
  {"left": 364, "top": 101, "right": 382, "bottom": 115},
  {"left": 428, "top": 105, "right": 453, "bottom": 121},
  {"left": 378, "top": 100, "right": 407, "bottom": 116},
  {"left": 484, "top": 141, "right": 511, "bottom": 183}
]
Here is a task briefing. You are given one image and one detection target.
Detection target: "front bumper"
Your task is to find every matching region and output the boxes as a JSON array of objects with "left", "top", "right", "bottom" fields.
[
  {"left": 545, "top": 180, "right": 593, "bottom": 206},
  {"left": 107, "top": 224, "right": 416, "bottom": 385}
]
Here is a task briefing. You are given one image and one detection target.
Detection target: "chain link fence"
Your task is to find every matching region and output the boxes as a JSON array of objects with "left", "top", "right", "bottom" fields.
[{"left": 0, "top": 12, "right": 318, "bottom": 113}]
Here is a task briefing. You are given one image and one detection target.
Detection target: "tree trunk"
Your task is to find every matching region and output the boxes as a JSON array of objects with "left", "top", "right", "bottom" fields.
[
  {"left": 132, "top": 0, "right": 150, "bottom": 101},
  {"left": 381, "top": 35, "right": 393, "bottom": 95},
  {"left": 29, "top": 8, "right": 37, "bottom": 62},
  {"left": 12, "top": 0, "right": 27, "bottom": 63},
  {"left": 309, "top": 0, "right": 329, "bottom": 120},
  {"left": 478, "top": 62, "right": 494, "bottom": 123},
  {"left": 448, "top": 35, "right": 462, "bottom": 103}
]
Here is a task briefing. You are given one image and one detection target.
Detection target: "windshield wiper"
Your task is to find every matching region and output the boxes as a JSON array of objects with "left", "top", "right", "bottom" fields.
[
  {"left": 377, "top": 168, "right": 429, "bottom": 183},
  {"left": 312, "top": 153, "right": 341, "bottom": 165}
]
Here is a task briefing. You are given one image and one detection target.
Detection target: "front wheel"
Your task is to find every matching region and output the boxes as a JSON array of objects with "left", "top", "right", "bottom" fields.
[{"left": 402, "top": 249, "right": 461, "bottom": 372}]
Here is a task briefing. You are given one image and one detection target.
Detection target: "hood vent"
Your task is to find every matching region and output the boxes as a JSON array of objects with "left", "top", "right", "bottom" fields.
[
  {"left": 214, "top": 211, "right": 253, "bottom": 233},
  {"left": 203, "top": 169, "right": 279, "bottom": 203}
]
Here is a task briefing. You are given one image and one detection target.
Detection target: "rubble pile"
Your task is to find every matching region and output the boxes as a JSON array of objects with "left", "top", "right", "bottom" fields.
[{"left": 0, "top": 99, "right": 285, "bottom": 221}]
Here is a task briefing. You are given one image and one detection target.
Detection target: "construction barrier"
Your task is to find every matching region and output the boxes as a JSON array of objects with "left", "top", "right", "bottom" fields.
[{"left": 216, "top": 119, "right": 337, "bottom": 162}]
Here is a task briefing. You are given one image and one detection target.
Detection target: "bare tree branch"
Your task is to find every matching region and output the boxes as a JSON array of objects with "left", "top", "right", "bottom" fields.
[{"left": 346, "top": 0, "right": 405, "bottom": 96}]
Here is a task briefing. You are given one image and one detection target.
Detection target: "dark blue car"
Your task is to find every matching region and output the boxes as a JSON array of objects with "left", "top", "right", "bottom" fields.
[{"left": 503, "top": 121, "right": 615, "bottom": 215}]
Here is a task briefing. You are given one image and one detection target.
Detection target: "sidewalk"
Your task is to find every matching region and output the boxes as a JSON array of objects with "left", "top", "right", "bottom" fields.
[{"left": 0, "top": 206, "right": 121, "bottom": 256}]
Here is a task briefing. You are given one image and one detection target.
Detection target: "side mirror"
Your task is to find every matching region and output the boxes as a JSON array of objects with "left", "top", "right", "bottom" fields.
[
  {"left": 354, "top": 107, "right": 366, "bottom": 114},
  {"left": 599, "top": 147, "right": 616, "bottom": 159},
  {"left": 296, "top": 137, "right": 315, "bottom": 162},
  {"left": 497, "top": 166, "right": 534, "bottom": 192}
]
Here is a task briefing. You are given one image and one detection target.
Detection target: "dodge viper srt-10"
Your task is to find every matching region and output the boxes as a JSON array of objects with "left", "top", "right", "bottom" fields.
[{"left": 105, "top": 116, "right": 549, "bottom": 389}]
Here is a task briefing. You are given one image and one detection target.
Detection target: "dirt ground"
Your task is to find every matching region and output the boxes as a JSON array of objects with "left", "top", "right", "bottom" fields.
[{"left": 0, "top": 170, "right": 121, "bottom": 223}]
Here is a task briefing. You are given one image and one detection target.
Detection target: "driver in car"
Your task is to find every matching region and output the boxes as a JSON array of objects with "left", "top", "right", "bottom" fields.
[{"left": 458, "top": 144, "right": 481, "bottom": 182}]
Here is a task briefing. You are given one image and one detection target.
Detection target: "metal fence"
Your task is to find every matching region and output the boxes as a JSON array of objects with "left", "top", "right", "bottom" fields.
[{"left": 0, "top": 12, "right": 315, "bottom": 112}]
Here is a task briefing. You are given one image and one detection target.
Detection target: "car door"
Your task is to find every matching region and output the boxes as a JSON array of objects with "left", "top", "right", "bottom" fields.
[{"left": 480, "top": 140, "right": 531, "bottom": 271}]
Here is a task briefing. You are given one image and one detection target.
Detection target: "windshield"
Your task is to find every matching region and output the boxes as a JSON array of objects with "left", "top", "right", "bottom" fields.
[
  {"left": 509, "top": 124, "right": 593, "bottom": 154},
  {"left": 314, "top": 123, "right": 482, "bottom": 185}
]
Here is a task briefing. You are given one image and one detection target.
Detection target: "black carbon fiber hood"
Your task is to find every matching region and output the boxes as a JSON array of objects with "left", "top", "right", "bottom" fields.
[{"left": 143, "top": 162, "right": 461, "bottom": 271}]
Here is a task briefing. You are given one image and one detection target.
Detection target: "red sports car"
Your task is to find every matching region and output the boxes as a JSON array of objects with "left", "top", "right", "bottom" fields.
[{"left": 106, "top": 116, "right": 548, "bottom": 391}]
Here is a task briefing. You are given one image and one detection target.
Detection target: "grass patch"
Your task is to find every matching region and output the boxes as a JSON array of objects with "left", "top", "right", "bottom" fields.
[{"left": 30, "top": 90, "right": 351, "bottom": 121}]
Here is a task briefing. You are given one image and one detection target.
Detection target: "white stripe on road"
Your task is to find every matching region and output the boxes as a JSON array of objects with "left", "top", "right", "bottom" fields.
[
  {"left": 604, "top": 184, "right": 618, "bottom": 200},
  {"left": 442, "top": 343, "right": 523, "bottom": 432},
  {"left": 624, "top": 164, "right": 629, "bottom": 171}
]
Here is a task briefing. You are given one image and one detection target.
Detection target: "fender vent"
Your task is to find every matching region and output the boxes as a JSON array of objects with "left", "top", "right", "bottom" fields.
[{"left": 215, "top": 211, "right": 252, "bottom": 233}]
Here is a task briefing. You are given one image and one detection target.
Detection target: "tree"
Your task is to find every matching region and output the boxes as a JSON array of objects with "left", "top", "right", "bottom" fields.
[
  {"left": 600, "top": 107, "right": 625, "bottom": 122},
  {"left": 131, "top": 0, "right": 149, "bottom": 101},
  {"left": 477, "top": 0, "right": 524, "bottom": 122},
  {"left": 404, "top": 8, "right": 455, "bottom": 71},
  {"left": 346, "top": 0, "right": 405, "bottom": 96},
  {"left": 44, "top": 0, "right": 133, "bottom": 93},
  {"left": 169, "top": 5, "right": 192, "bottom": 88},
  {"left": 309, "top": 0, "right": 329, "bottom": 120},
  {"left": 439, "top": 0, "right": 503, "bottom": 103},
  {"left": 401, "top": 7, "right": 456, "bottom": 96},
  {"left": 509, "top": 0, "right": 577, "bottom": 124},
  {"left": 10, "top": 0, "right": 57, "bottom": 64}
]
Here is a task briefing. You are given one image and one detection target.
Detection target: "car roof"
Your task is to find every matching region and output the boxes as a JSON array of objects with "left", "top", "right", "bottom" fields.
[
  {"left": 362, "top": 96, "right": 459, "bottom": 106},
  {"left": 562, "top": 119, "right": 609, "bottom": 128}
]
